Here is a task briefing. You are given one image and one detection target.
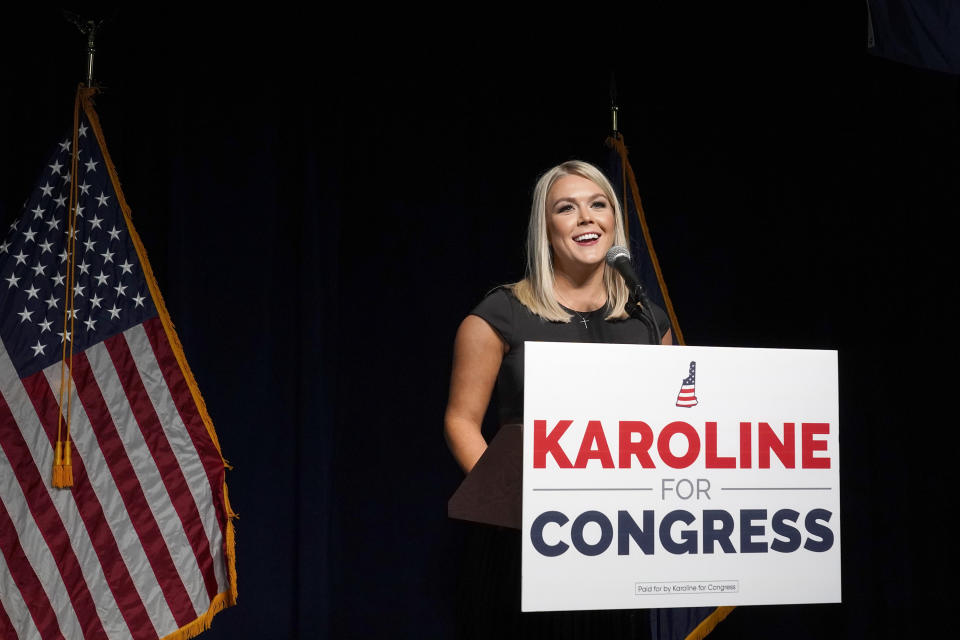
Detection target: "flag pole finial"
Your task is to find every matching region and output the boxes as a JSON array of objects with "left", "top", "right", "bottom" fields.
[
  {"left": 609, "top": 71, "right": 619, "bottom": 136},
  {"left": 63, "top": 11, "right": 105, "bottom": 87}
]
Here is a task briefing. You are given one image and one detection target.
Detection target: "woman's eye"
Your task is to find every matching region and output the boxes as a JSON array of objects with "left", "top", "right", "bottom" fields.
[
  {"left": 591, "top": 200, "right": 608, "bottom": 209},
  {"left": 557, "top": 204, "right": 574, "bottom": 213}
]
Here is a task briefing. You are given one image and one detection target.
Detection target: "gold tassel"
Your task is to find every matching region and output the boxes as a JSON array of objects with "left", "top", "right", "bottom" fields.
[
  {"left": 52, "top": 440, "right": 74, "bottom": 488},
  {"left": 51, "top": 441, "right": 62, "bottom": 483}
]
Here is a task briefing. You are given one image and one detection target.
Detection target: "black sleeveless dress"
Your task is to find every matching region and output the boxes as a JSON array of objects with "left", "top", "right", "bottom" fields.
[
  {"left": 454, "top": 287, "right": 670, "bottom": 639},
  {"left": 472, "top": 287, "right": 670, "bottom": 427}
]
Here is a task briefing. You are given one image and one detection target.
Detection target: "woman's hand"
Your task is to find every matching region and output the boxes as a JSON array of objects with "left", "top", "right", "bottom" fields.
[{"left": 444, "top": 315, "right": 507, "bottom": 474}]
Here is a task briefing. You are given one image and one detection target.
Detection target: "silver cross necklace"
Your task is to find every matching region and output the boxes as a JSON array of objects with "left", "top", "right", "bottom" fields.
[{"left": 557, "top": 292, "right": 605, "bottom": 330}]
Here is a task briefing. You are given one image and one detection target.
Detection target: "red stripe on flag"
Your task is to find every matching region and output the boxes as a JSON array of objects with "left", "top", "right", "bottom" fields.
[
  {"left": 142, "top": 318, "right": 226, "bottom": 538},
  {"left": 24, "top": 362, "right": 158, "bottom": 640},
  {"left": 0, "top": 494, "right": 62, "bottom": 640},
  {"left": 64, "top": 352, "right": 174, "bottom": 639},
  {"left": 0, "top": 388, "right": 106, "bottom": 639},
  {"left": 104, "top": 332, "right": 220, "bottom": 601},
  {"left": 62, "top": 349, "right": 198, "bottom": 628},
  {"left": 0, "top": 592, "right": 16, "bottom": 639}
]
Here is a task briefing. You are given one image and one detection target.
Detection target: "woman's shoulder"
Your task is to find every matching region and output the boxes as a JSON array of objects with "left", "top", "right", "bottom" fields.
[
  {"left": 469, "top": 285, "right": 522, "bottom": 344},
  {"left": 474, "top": 284, "right": 516, "bottom": 307},
  {"left": 470, "top": 285, "right": 517, "bottom": 320}
]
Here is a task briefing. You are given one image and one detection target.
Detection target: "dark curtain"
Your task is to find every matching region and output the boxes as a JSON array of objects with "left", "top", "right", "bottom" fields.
[
  {"left": 2, "top": 6, "right": 956, "bottom": 639},
  {"left": 868, "top": 0, "right": 960, "bottom": 74}
]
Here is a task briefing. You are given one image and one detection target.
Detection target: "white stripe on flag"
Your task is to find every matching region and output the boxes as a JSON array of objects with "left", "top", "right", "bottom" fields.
[
  {"left": 5, "top": 360, "right": 138, "bottom": 640},
  {"left": 0, "top": 356, "right": 56, "bottom": 485},
  {"left": 0, "top": 442, "right": 84, "bottom": 639},
  {"left": 0, "top": 348, "right": 90, "bottom": 640},
  {"left": 41, "top": 360, "right": 177, "bottom": 635},
  {"left": 125, "top": 323, "right": 228, "bottom": 593},
  {"left": 0, "top": 538, "right": 41, "bottom": 640},
  {"left": 75, "top": 341, "right": 211, "bottom": 617}
]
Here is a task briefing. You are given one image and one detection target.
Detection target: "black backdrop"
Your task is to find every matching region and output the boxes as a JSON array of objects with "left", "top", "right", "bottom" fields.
[{"left": 2, "top": 6, "right": 957, "bottom": 639}]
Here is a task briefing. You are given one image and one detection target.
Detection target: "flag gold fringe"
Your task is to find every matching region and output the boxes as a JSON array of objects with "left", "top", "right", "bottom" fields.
[
  {"left": 224, "top": 483, "right": 239, "bottom": 603},
  {"left": 684, "top": 606, "right": 735, "bottom": 640},
  {"left": 159, "top": 591, "right": 234, "bottom": 640},
  {"left": 77, "top": 85, "right": 239, "bottom": 625}
]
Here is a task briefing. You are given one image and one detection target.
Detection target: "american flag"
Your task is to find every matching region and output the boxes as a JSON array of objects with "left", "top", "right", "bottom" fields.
[
  {"left": 609, "top": 131, "right": 733, "bottom": 639},
  {"left": 675, "top": 360, "right": 698, "bottom": 408},
  {"left": 0, "top": 88, "right": 236, "bottom": 639}
]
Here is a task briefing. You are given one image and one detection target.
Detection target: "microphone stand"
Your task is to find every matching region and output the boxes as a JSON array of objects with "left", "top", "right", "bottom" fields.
[{"left": 626, "top": 286, "right": 661, "bottom": 345}]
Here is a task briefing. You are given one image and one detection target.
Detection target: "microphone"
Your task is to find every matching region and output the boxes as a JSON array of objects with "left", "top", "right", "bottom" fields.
[
  {"left": 604, "top": 246, "right": 645, "bottom": 297},
  {"left": 605, "top": 245, "right": 661, "bottom": 343}
]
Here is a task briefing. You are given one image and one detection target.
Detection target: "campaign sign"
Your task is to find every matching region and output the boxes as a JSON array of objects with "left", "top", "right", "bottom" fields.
[{"left": 522, "top": 342, "right": 840, "bottom": 611}]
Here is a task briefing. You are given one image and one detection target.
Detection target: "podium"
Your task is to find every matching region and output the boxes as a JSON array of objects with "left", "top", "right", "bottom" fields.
[
  {"left": 449, "top": 342, "right": 841, "bottom": 613},
  {"left": 447, "top": 423, "right": 522, "bottom": 530}
]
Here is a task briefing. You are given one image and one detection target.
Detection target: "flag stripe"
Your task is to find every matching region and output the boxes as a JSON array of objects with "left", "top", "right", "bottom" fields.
[
  {"left": 142, "top": 318, "right": 226, "bottom": 550},
  {"left": 103, "top": 334, "right": 217, "bottom": 613},
  {"left": 0, "top": 393, "right": 92, "bottom": 639},
  {"left": 49, "top": 353, "right": 169, "bottom": 639},
  {"left": 0, "top": 458, "right": 63, "bottom": 638},
  {"left": 23, "top": 367, "right": 156, "bottom": 640},
  {"left": 0, "top": 582, "right": 21, "bottom": 640},
  {"left": 78, "top": 341, "right": 199, "bottom": 628},
  {"left": 103, "top": 331, "right": 220, "bottom": 604},
  {"left": 53, "top": 351, "right": 177, "bottom": 635},
  {"left": 127, "top": 322, "right": 227, "bottom": 592}
]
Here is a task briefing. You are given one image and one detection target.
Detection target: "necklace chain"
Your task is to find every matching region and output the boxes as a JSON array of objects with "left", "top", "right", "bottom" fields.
[{"left": 556, "top": 292, "right": 603, "bottom": 329}]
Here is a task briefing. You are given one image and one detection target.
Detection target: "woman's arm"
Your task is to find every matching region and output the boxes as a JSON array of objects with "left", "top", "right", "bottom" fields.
[
  {"left": 661, "top": 328, "right": 673, "bottom": 345},
  {"left": 444, "top": 315, "right": 507, "bottom": 474}
]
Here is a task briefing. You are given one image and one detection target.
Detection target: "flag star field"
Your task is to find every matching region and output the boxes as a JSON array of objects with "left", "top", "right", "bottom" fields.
[{"left": 1, "top": 117, "right": 156, "bottom": 379}]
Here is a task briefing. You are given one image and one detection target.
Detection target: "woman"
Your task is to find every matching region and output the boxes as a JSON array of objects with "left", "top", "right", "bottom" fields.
[
  {"left": 446, "top": 160, "right": 672, "bottom": 474},
  {"left": 445, "top": 160, "right": 671, "bottom": 637}
]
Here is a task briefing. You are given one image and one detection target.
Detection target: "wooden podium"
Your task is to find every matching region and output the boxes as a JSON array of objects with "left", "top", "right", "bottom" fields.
[{"left": 447, "top": 423, "right": 522, "bottom": 530}]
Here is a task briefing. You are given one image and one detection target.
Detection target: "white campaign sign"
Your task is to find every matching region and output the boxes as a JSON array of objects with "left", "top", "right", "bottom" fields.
[{"left": 522, "top": 342, "right": 840, "bottom": 612}]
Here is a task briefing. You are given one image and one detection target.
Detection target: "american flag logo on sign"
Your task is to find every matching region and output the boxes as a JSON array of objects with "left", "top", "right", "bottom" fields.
[{"left": 675, "top": 361, "right": 698, "bottom": 408}]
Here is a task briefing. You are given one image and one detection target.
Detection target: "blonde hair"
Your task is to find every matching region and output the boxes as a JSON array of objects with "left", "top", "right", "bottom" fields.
[{"left": 510, "top": 160, "right": 630, "bottom": 322}]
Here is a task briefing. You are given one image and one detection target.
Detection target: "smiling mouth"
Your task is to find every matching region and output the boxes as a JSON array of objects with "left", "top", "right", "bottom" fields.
[{"left": 573, "top": 232, "right": 600, "bottom": 245}]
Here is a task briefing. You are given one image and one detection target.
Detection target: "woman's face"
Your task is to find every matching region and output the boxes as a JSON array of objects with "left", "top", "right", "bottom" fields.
[{"left": 545, "top": 174, "right": 615, "bottom": 275}]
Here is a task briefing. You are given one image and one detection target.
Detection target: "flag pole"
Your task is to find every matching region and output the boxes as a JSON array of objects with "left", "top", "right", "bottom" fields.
[{"left": 63, "top": 11, "right": 105, "bottom": 87}]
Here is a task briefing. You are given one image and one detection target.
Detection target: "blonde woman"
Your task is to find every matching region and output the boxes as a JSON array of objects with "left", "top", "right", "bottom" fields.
[
  {"left": 445, "top": 160, "right": 671, "bottom": 638},
  {"left": 446, "top": 160, "right": 672, "bottom": 474}
]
